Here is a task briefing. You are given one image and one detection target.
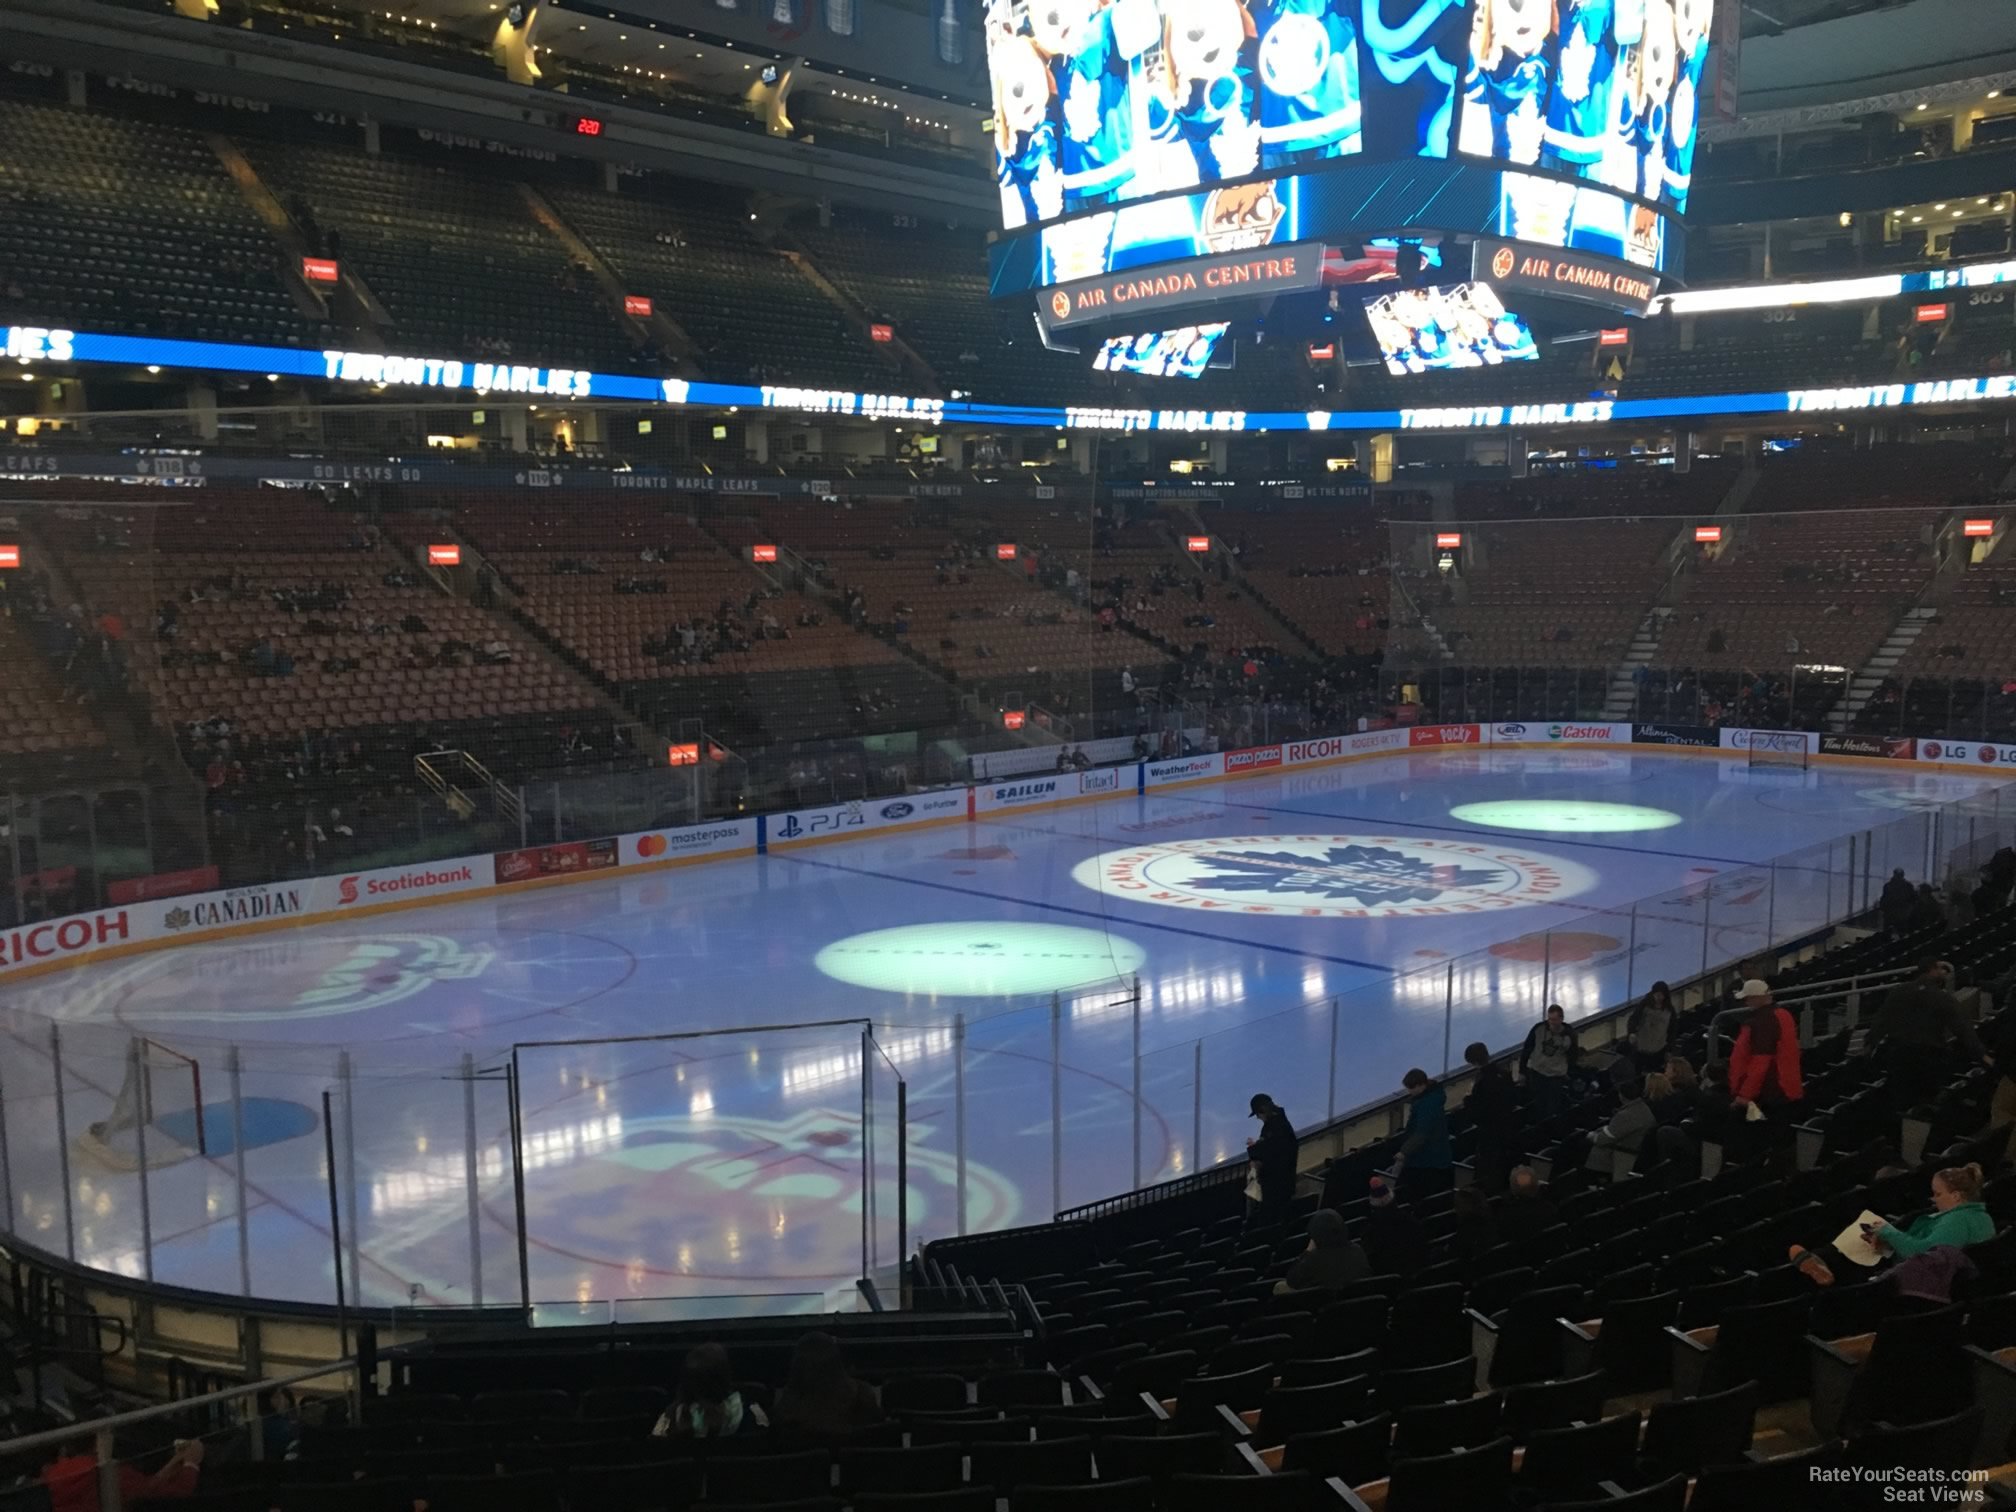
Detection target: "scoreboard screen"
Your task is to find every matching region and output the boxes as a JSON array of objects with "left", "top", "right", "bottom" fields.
[
  {"left": 981, "top": 0, "right": 1701, "bottom": 325},
  {"left": 1093, "top": 324, "right": 1231, "bottom": 377},
  {"left": 1364, "top": 281, "right": 1537, "bottom": 374},
  {"left": 980, "top": 0, "right": 1711, "bottom": 229}
]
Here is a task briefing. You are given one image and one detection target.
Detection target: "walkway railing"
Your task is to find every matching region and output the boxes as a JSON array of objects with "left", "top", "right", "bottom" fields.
[{"left": 0, "top": 1358, "right": 355, "bottom": 1512}]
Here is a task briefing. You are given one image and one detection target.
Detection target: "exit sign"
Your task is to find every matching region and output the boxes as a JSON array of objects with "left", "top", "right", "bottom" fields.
[
  {"left": 1964, "top": 519, "right": 1996, "bottom": 537},
  {"left": 1694, "top": 525, "right": 1723, "bottom": 543},
  {"left": 1434, "top": 532, "right": 1462, "bottom": 550},
  {"left": 1186, "top": 536, "right": 1210, "bottom": 553},
  {"left": 751, "top": 544, "right": 778, "bottom": 563},
  {"left": 427, "top": 544, "right": 461, "bottom": 566}
]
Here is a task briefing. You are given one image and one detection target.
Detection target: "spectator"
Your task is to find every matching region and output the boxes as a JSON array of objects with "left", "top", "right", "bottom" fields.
[
  {"left": 1244, "top": 1093, "right": 1297, "bottom": 1228},
  {"left": 1361, "top": 1175, "right": 1429, "bottom": 1276},
  {"left": 1448, "top": 1185, "right": 1498, "bottom": 1270},
  {"left": 1728, "top": 979, "right": 1803, "bottom": 1117},
  {"left": 1461, "top": 1040, "right": 1521, "bottom": 1195},
  {"left": 771, "top": 1332, "right": 884, "bottom": 1442},
  {"left": 1793, "top": 1163, "right": 1994, "bottom": 1288},
  {"left": 1881, "top": 867, "right": 1918, "bottom": 933},
  {"left": 40, "top": 1437, "right": 204, "bottom": 1512},
  {"left": 1272, "top": 1207, "right": 1371, "bottom": 1295},
  {"left": 260, "top": 1385, "right": 304, "bottom": 1462},
  {"left": 1585, "top": 1077, "right": 1657, "bottom": 1175},
  {"left": 654, "top": 1344, "right": 767, "bottom": 1438},
  {"left": 1867, "top": 958, "right": 1985, "bottom": 1109},
  {"left": 1393, "top": 1068, "right": 1452, "bottom": 1202},
  {"left": 1866, "top": 1161, "right": 1993, "bottom": 1260},
  {"left": 1913, "top": 882, "right": 1950, "bottom": 932},
  {"left": 1519, "top": 1003, "right": 1577, "bottom": 1119},
  {"left": 1495, "top": 1165, "right": 1559, "bottom": 1246},
  {"left": 1627, "top": 980, "right": 1677, "bottom": 1073},
  {"left": 1644, "top": 1070, "right": 1689, "bottom": 1126}
]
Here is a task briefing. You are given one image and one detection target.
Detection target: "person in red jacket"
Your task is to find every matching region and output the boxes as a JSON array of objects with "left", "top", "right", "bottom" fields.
[
  {"left": 1729, "top": 979, "right": 1803, "bottom": 1111},
  {"left": 39, "top": 1436, "right": 203, "bottom": 1512}
]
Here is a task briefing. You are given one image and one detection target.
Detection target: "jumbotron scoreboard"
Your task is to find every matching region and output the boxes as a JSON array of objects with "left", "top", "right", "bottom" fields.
[{"left": 981, "top": 0, "right": 1734, "bottom": 376}]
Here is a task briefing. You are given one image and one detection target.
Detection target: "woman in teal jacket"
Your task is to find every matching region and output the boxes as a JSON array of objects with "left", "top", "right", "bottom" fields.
[
  {"left": 1794, "top": 1162, "right": 1994, "bottom": 1286},
  {"left": 1870, "top": 1162, "right": 1995, "bottom": 1258}
]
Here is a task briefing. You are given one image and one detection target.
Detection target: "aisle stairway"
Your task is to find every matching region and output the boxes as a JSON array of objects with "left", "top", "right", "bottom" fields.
[
  {"left": 1829, "top": 607, "right": 1939, "bottom": 731},
  {"left": 1603, "top": 609, "right": 1669, "bottom": 720}
]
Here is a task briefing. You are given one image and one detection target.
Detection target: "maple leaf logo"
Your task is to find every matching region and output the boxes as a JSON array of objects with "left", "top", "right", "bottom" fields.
[{"left": 1185, "top": 844, "right": 1504, "bottom": 906}]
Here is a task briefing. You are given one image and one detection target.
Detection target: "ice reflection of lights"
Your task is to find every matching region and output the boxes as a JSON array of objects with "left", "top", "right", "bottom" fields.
[
  {"left": 522, "top": 1114, "right": 624, "bottom": 1172},
  {"left": 369, "top": 1115, "right": 622, "bottom": 1213},
  {"left": 1136, "top": 967, "right": 1249, "bottom": 1022},
  {"left": 781, "top": 1028, "right": 952, "bottom": 1097},
  {"left": 1389, "top": 961, "right": 1609, "bottom": 1015},
  {"left": 689, "top": 1090, "right": 715, "bottom": 1119}
]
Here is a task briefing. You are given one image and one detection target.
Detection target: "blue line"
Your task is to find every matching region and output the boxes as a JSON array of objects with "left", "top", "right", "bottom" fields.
[
  {"left": 769, "top": 851, "right": 1404, "bottom": 977},
  {"left": 1130, "top": 789, "right": 1759, "bottom": 868}
]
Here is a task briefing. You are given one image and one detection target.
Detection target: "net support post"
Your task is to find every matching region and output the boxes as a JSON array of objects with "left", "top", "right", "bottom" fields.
[
  {"left": 953, "top": 1012, "right": 968, "bottom": 1237},
  {"left": 0, "top": 1042, "right": 13, "bottom": 1234},
  {"left": 229, "top": 1046, "right": 251, "bottom": 1297},
  {"left": 49, "top": 1024, "right": 74, "bottom": 1261},
  {"left": 1131, "top": 976, "right": 1143, "bottom": 1191},
  {"left": 322, "top": 1089, "right": 348, "bottom": 1357},
  {"left": 896, "top": 1078, "right": 909, "bottom": 1305},
  {"left": 1626, "top": 904, "right": 1639, "bottom": 1000},
  {"left": 1328, "top": 997, "right": 1342, "bottom": 1123},
  {"left": 858, "top": 1027, "right": 871, "bottom": 1285},
  {"left": 338, "top": 1051, "right": 359, "bottom": 1309},
  {"left": 131, "top": 1040, "right": 154, "bottom": 1285},
  {"left": 460, "top": 1052, "right": 483, "bottom": 1308},
  {"left": 1049, "top": 993, "right": 1062, "bottom": 1218},
  {"left": 507, "top": 1054, "right": 530, "bottom": 1308},
  {"left": 1191, "top": 1039, "right": 1203, "bottom": 1177}
]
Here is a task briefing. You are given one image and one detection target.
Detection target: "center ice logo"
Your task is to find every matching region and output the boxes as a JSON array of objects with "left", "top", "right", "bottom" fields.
[
  {"left": 1192, "top": 844, "right": 1503, "bottom": 906},
  {"left": 1073, "top": 835, "right": 1592, "bottom": 917},
  {"left": 287, "top": 935, "right": 493, "bottom": 1017}
]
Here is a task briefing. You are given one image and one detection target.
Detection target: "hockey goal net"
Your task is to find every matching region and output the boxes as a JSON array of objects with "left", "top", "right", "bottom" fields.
[
  {"left": 76, "top": 1039, "right": 206, "bottom": 1170},
  {"left": 1747, "top": 730, "right": 1811, "bottom": 770}
]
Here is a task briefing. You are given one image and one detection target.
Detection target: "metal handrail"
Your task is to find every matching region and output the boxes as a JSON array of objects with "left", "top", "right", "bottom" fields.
[
  {"left": 0, "top": 1357, "right": 355, "bottom": 1460},
  {"left": 1772, "top": 965, "right": 1920, "bottom": 1005}
]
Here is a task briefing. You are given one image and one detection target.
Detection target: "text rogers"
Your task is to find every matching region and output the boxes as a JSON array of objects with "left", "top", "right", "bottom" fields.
[{"left": 337, "top": 864, "right": 475, "bottom": 905}]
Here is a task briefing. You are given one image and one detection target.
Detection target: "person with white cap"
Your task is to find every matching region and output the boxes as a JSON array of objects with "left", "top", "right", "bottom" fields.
[{"left": 1728, "top": 978, "right": 1802, "bottom": 1115}]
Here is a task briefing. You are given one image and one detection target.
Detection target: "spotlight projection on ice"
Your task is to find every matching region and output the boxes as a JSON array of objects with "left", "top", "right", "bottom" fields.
[
  {"left": 1450, "top": 800, "right": 1685, "bottom": 834},
  {"left": 813, "top": 922, "right": 1145, "bottom": 996}
]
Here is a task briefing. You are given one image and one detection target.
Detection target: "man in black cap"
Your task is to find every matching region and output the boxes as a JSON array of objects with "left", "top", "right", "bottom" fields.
[{"left": 1245, "top": 1093, "right": 1297, "bottom": 1229}]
